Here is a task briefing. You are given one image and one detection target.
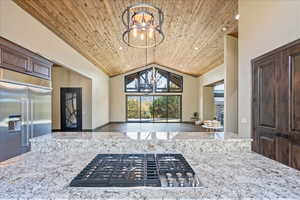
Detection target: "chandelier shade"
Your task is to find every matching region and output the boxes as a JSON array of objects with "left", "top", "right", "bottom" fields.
[{"left": 122, "top": 3, "right": 164, "bottom": 48}]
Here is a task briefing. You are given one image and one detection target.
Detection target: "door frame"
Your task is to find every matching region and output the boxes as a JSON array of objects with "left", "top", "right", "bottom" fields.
[{"left": 60, "top": 88, "right": 82, "bottom": 131}]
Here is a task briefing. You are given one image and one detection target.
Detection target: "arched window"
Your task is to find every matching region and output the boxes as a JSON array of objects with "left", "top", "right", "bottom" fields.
[{"left": 124, "top": 67, "right": 183, "bottom": 93}]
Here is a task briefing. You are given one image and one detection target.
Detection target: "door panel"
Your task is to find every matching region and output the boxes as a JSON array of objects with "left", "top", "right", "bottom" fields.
[
  {"left": 29, "top": 87, "right": 51, "bottom": 137},
  {"left": 0, "top": 82, "right": 30, "bottom": 162},
  {"left": 275, "top": 136, "right": 290, "bottom": 165},
  {"left": 61, "top": 88, "right": 82, "bottom": 131},
  {"left": 253, "top": 53, "right": 280, "bottom": 155},
  {"left": 291, "top": 144, "right": 300, "bottom": 170},
  {"left": 258, "top": 59, "right": 277, "bottom": 128},
  {"left": 288, "top": 50, "right": 300, "bottom": 133},
  {"left": 259, "top": 136, "right": 275, "bottom": 159}
]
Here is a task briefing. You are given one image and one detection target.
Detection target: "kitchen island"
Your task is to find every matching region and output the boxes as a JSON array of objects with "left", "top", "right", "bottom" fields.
[
  {"left": 0, "top": 132, "right": 300, "bottom": 199},
  {"left": 1, "top": 151, "right": 300, "bottom": 199}
]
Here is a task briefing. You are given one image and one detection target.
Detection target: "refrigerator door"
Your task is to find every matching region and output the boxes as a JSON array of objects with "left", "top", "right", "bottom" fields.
[
  {"left": 0, "top": 81, "right": 30, "bottom": 162},
  {"left": 29, "top": 87, "right": 51, "bottom": 138}
]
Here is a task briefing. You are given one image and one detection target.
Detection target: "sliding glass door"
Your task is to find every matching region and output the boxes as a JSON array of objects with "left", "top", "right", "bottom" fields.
[
  {"left": 167, "top": 96, "right": 181, "bottom": 122},
  {"left": 126, "top": 95, "right": 181, "bottom": 122},
  {"left": 153, "top": 96, "right": 168, "bottom": 122},
  {"left": 127, "top": 96, "right": 140, "bottom": 122},
  {"left": 141, "top": 96, "right": 153, "bottom": 122}
]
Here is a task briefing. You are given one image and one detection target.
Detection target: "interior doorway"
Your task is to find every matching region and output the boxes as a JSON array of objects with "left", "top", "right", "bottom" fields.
[
  {"left": 60, "top": 88, "right": 82, "bottom": 131},
  {"left": 202, "top": 81, "right": 224, "bottom": 125}
]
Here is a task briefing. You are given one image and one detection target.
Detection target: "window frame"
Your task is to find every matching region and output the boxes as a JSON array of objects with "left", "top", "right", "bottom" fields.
[{"left": 124, "top": 67, "right": 183, "bottom": 93}]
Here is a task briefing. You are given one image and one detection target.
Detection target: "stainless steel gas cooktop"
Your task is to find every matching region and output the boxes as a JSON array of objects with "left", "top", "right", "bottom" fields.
[{"left": 70, "top": 154, "right": 201, "bottom": 187}]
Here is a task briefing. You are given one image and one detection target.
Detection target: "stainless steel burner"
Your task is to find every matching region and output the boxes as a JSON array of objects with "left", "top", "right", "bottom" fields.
[{"left": 70, "top": 154, "right": 201, "bottom": 187}]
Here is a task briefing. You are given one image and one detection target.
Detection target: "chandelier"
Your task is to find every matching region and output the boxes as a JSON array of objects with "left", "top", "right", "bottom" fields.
[{"left": 122, "top": 3, "right": 164, "bottom": 48}]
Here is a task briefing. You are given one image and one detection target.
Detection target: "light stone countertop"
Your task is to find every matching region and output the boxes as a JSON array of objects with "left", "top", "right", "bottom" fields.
[
  {"left": 30, "top": 132, "right": 252, "bottom": 154},
  {"left": 0, "top": 151, "right": 300, "bottom": 199},
  {"left": 31, "top": 131, "right": 251, "bottom": 141}
]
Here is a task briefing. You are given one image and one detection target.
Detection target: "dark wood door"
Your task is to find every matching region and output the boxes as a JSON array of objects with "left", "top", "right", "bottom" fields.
[
  {"left": 252, "top": 53, "right": 280, "bottom": 159},
  {"left": 283, "top": 41, "right": 300, "bottom": 170},
  {"left": 252, "top": 39, "right": 300, "bottom": 170},
  {"left": 60, "top": 88, "right": 82, "bottom": 131}
]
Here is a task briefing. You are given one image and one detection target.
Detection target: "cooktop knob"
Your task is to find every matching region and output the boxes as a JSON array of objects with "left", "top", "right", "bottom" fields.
[{"left": 176, "top": 172, "right": 182, "bottom": 178}]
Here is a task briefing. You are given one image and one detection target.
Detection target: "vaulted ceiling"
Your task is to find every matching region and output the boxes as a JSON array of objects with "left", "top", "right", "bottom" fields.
[{"left": 14, "top": 0, "right": 238, "bottom": 77}]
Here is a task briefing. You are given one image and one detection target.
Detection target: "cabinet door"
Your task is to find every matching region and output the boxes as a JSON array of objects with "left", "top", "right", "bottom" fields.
[
  {"left": 284, "top": 42, "right": 300, "bottom": 135},
  {"left": 252, "top": 53, "right": 281, "bottom": 157},
  {"left": 0, "top": 45, "right": 29, "bottom": 73},
  {"left": 31, "top": 58, "right": 51, "bottom": 79},
  {"left": 284, "top": 41, "right": 300, "bottom": 169}
]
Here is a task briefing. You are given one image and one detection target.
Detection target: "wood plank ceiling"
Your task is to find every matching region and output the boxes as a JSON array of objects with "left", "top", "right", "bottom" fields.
[{"left": 13, "top": 0, "right": 238, "bottom": 77}]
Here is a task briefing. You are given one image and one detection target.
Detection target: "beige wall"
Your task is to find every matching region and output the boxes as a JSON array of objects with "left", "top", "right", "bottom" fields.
[
  {"left": 110, "top": 64, "right": 199, "bottom": 122},
  {"left": 224, "top": 35, "right": 238, "bottom": 133},
  {"left": 239, "top": 0, "right": 300, "bottom": 137},
  {"left": 52, "top": 66, "right": 92, "bottom": 130},
  {"left": 202, "top": 86, "right": 215, "bottom": 120},
  {"left": 0, "top": 0, "right": 110, "bottom": 129},
  {"left": 198, "top": 64, "right": 225, "bottom": 121}
]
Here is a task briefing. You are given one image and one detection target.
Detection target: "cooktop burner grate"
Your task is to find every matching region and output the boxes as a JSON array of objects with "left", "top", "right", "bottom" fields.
[{"left": 70, "top": 154, "right": 200, "bottom": 187}]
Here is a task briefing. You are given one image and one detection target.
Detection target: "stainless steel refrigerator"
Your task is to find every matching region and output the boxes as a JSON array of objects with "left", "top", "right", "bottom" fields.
[{"left": 0, "top": 69, "right": 51, "bottom": 162}]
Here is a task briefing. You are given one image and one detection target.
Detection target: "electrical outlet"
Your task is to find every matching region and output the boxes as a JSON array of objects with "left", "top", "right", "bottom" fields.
[{"left": 241, "top": 118, "right": 247, "bottom": 123}]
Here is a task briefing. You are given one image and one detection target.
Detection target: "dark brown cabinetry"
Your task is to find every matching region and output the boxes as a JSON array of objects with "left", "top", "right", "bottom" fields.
[
  {"left": 252, "top": 39, "right": 300, "bottom": 170},
  {"left": 0, "top": 37, "right": 52, "bottom": 80}
]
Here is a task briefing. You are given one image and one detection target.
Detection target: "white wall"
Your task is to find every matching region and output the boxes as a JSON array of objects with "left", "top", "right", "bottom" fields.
[
  {"left": 0, "top": 0, "right": 110, "bottom": 129},
  {"left": 110, "top": 64, "right": 199, "bottom": 122},
  {"left": 224, "top": 35, "right": 238, "bottom": 133},
  {"left": 202, "top": 86, "right": 215, "bottom": 120},
  {"left": 239, "top": 0, "right": 300, "bottom": 137},
  {"left": 198, "top": 64, "right": 225, "bottom": 121}
]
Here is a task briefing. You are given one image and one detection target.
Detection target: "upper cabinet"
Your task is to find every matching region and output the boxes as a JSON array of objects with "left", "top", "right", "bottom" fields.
[{"left": 0, "top": 37, "right": 53, "bottom": 80}]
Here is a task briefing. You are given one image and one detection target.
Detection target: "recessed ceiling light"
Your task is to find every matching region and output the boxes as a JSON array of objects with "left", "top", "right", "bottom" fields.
[
  {"left": 194, "top": 47, "right": 199, "bottom": 50},
  {"left": 221, "top": 27, "right": 227, "bottom": 32},
  {"left": 119, "top": 46, "right": 123, "bottom": 50},
  {"left": 235, "top": 14, "right": 240, "bottom": 20}
]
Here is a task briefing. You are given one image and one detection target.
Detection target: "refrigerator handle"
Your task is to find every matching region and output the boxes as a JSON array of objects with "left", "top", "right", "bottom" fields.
[
  {"left": 30, "top": 99, "right": 34, "bottom": 138},
  {"left": 21, "top": 98, "right": 29, "bottom": 147},
  {"left": 26, "top": 98, "right": 30, "bottom": 146}
]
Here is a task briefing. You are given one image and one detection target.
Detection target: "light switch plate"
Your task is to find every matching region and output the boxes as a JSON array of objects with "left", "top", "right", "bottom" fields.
[{"left": 241, "top": 118, "right": 247, "bottom": 123}]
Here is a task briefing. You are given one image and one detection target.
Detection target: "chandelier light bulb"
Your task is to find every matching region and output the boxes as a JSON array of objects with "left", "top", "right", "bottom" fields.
[
  {"left": 133, "top": 28, "right": 138, "bottom": 37},
  {"left": 140, "top": 33, "right": 145, "bottom": 40},
  {"left": 149, "top": 27, "right": 154, "bottom": 38}
]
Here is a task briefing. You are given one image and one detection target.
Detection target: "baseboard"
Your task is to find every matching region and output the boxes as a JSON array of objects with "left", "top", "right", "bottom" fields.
[
  {"left": 52, "top": 129, "right": 94, "bottom": 132},
  {"left": 93, "top": 122, "right": 111, "bottom": 131},
  {"left": 181, "top": 121, "right": 195, "bottom": 124}
]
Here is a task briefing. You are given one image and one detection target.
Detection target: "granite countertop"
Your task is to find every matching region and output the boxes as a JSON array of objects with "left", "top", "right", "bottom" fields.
[
  {"left": 30, "top": 132, "right": 252, "bottom": 154},
  {"left": 1, "top": 151, "right": 300, "bottom": 199},
  {"left": 31, "top": 131, "right": 251, "bottom": 141}
]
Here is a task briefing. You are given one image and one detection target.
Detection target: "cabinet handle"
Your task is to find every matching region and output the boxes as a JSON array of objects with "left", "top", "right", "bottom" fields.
[{"left": 275, "top": 133, "right": 289, "bottom": 139}]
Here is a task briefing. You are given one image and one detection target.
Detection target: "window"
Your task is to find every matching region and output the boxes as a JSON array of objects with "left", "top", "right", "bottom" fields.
[
  {"left": 124, "top": 67, "right": 183, "bottom": 93},
  {"left": 155, "top": 69, "right": 169, "bottom": 92},
  {"left": 139, "top": 68, "right": 153, "bottom": 92},
  {"left": 126, "top": 95, "right": 182, "bottom": 122},
  {"left": 125, "top": 73, "right": 139, "bottom": 92}
]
